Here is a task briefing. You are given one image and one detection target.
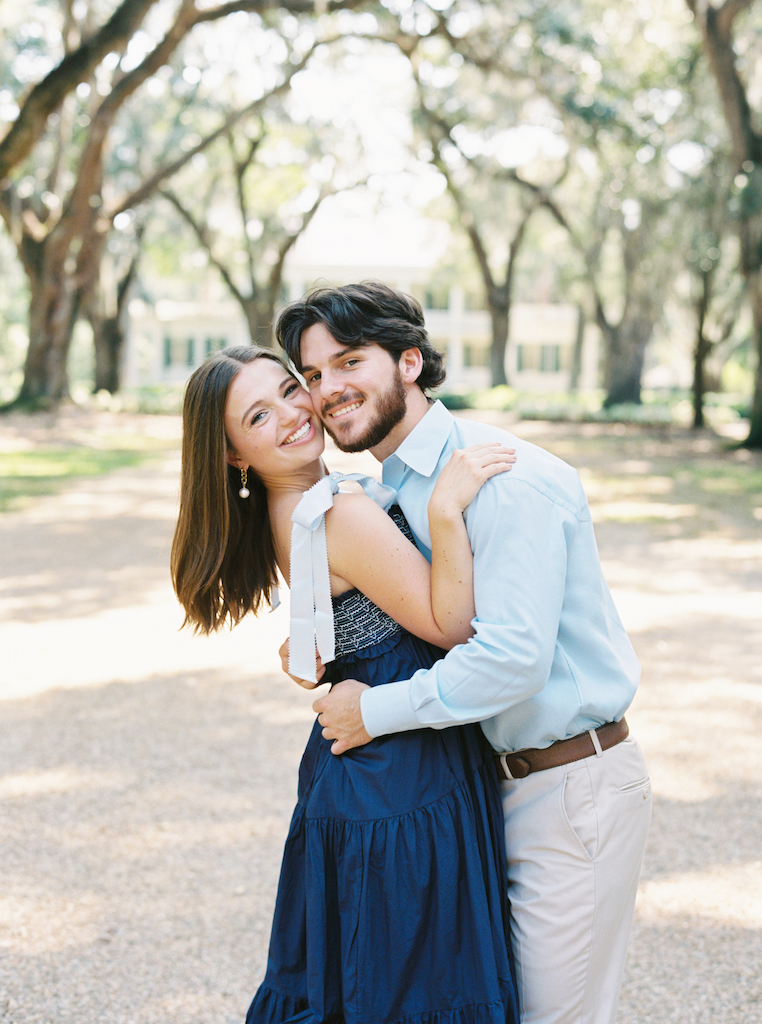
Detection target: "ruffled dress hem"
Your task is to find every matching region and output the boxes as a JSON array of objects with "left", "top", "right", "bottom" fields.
[{"left": 247, "top": 987, "right": 516, "bottom": 1024}]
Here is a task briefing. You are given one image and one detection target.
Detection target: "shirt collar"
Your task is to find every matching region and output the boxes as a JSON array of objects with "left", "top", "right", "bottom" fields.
[{"left": 384, "top": 400, "right": 454, "bottom": 478}]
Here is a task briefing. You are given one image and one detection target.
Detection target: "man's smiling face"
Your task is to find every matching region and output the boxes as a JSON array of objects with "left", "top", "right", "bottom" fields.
[{"left": 299, "top": 323, "right": 408, "bottom": 454}]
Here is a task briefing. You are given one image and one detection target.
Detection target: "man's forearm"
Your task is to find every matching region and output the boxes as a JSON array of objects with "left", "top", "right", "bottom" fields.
[{"left": 360, "top": 621, "right": 554, "bottom": 738}]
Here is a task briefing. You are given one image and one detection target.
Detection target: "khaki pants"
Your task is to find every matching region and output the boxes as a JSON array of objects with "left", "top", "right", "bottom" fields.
[{"left": 500, "top": 736, "right": 651, "bottom": 1024}]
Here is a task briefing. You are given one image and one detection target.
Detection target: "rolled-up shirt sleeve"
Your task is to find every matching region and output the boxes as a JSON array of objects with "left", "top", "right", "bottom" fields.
[{"left": 361, "top": 476, "right": 575, "bottom": 737}]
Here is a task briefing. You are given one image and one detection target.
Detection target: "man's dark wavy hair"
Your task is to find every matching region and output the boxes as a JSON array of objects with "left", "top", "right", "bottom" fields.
[{"left": 275, "top": 281, "right": 447, "bottom": 394}]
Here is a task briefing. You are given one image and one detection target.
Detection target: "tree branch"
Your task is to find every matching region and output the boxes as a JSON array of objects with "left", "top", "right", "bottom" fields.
[
  {"left": 715, "top": 0, "right": 755, "bottom": 38},
  {"left": 107, "top": 33, "right": 325, "bottom": 221},
  {"left": 227, "top": 128, "right": 266, "bottom": 285},
  {"left": 0, "top": 0, "right": 160, "bottom": 180},
  {"left": 192, "top": 0, "right": 370, "bottom": 23},
  {"left": 162, "top": 188, "right": 247, "bottom": 305},
  {"left": 0, "top": 0, "right": 366, "bottom": 183},
  {"left": 689, "top": 0, "right": 762, "bottom": 165}
]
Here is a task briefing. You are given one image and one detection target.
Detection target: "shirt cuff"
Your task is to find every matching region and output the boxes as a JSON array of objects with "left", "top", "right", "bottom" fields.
[{"left": 360, "top": 680, "right": 421, "bottom": 738}]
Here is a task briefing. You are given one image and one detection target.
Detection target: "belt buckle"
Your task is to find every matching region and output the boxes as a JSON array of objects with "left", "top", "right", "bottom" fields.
[{"left": 499, "top": 753, "right": 532, "bottom": 780}]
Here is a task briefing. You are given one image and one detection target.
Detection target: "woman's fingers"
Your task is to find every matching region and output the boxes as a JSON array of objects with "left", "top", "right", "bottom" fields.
[
  {"left": 279, "top": 637, "right": 327, "bottom": 688},
  {"left": 430, "top": 443, "right": 517, "bottom": 514}
]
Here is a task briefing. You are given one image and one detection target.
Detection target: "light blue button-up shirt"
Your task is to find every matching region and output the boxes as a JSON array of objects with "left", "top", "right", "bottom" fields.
[{"left": 360, "top": 401, "right": 640, "bottom": 753}]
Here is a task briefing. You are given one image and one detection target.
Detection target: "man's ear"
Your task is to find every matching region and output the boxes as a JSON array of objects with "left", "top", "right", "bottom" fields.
[{"left": 399, "top": 347, "right": 423, "bottom": 384}]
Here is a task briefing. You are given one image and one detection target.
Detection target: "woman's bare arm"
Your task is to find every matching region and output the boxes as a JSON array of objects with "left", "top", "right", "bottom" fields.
[{"left": 324, "top": 444, "right": 515, "bottom": 650}]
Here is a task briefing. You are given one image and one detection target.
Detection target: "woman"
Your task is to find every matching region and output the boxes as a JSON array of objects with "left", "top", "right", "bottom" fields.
[{"left": 170, "top": 346, "right": 520, "bottom": 1024}]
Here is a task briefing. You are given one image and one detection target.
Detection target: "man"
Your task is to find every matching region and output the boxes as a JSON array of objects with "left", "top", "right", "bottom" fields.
[{"left": 276, "top": 281, "right": 651, "bottom": 1024}]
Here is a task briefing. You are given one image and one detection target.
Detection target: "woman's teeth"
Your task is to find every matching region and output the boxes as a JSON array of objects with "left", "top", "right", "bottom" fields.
[{"left": 284, "top": 421, "right": 311, "bottom": 445}]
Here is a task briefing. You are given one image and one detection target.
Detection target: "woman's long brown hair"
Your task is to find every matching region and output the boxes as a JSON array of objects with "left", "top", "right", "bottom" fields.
[{"left": 170, "top": 346, "right": 287, "bottom": 633}]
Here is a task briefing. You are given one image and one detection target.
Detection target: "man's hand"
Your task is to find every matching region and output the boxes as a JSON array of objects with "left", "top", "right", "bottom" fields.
[
  {"left": 279, "top": 637, "right": 326, "bottom": 689},
  {"left": 313, "top": 679, "right": 372, "bottom": 754}
]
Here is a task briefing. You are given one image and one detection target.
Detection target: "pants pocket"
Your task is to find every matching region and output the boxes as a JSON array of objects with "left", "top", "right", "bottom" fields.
[
  {"left": 618, "top": 775, "right": 651, "bottom": 795},
  {"left": 561, "top": 767, "right": 598, "bottom": 861}
]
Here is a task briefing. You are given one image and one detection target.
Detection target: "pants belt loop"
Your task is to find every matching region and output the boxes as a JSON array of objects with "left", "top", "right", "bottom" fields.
[
  {"left": 499, "top": 753, "right": 516, "bottom": 780},
  {"left": 589, "top": 728, "right": 604, "bottom": 757}
]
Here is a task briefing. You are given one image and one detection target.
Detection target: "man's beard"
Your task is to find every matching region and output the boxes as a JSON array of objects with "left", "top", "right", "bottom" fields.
[{"left": 325, "top": 366, "right": 407, "bottom": 453}]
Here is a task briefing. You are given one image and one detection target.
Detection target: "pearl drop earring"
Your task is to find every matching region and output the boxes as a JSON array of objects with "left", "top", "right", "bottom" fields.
[{"left": 239, "top": 468, "right": 250, "bottom": 499}]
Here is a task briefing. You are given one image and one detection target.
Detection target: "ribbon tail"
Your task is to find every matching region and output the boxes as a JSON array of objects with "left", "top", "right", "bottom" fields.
[
  {"left": 312, "top": 528, "right": 335, "bottom": 665},
  {"left": 287, "top": 473, "right": 390, "bottom": 681},
  {"left": 288, "top": 478, "right": 336, "bottom": 682},
  {"left": 288, "top": 524, "right": 320, "bottom": 682}
]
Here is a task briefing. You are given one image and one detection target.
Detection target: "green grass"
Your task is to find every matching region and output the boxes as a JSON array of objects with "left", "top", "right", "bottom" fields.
[
  {"left": 587, "top": 457, "right": 761, "bottom": 534},
  {"left": 672, "top": 463, "right": 762, "bottom": 496},
  {"left": 0, "top": 447, "right": 158, "bottom": 512},
  {"left": 437, "top": 386, "right": 750, "bottom": 430},
  {"left": 521, "top": 424, "right": 762, "bottom": 534},
  {"left": 669, "top": 463, "right": 762, "bottom": 523}
]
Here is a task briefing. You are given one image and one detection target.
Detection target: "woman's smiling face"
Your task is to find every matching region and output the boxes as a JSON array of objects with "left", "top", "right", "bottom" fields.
[{"left": 224, "top": 357, "right": 324, "bottom": 480}]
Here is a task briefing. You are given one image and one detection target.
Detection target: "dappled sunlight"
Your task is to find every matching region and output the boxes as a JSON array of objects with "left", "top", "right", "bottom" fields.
[
  {"left": 615, "top": 584, "right": 762, "bottom": 632},
  {"left": 0, "top": 888, "right": 105, "bottom": 955},
  {"left": 239, "top": 697, "right": 317, "bottom": 725},
  {"left": 637, "top": 862, "right": 762, "bottom": 929},
  {"left": 580, "top": 467, "right": 674, "bottom": 494},
  {"left": 0, "top": 767, "right": 134, "bottom": 800},
  {"left": 592, "top": 499, "right": 697, "bottom": 522},
  {"left": 0, "top": 584, "right": 292, "bottom": 699},
  {"left": 1, "top": 412, "right": 760, "bottom": 1022},
  {"left": 641, "top": 533, "right": 762, "bottom": 563},
  {"left": 102, "top": 814, "right": 296, "bottom": 859},
  {"left": 0, "top": 663, "right": 311, "bottom": 1020},
  {"left": 634, "top": 691, "right": 761, "bottom": 804}
]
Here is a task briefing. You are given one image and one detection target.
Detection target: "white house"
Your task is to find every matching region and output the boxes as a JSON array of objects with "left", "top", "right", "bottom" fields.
[{"left": 124, "top": 209, "right": 600, "bottom": 392}]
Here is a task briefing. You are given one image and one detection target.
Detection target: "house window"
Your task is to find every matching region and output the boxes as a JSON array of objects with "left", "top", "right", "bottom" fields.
[
  {"left": 541, "top": 345, "right": 560, "bottom": 372},
  {"left": 163, "top": 335, "right": 197, "bottom": 368},
  {"left": 517, "top": 344, "right": 565, "bottom": 372},
  {"left": 464, "top": 341, "right": 490, "bottom": 367},
  {"left": 516, "top": 344, "right": 538, "bottom": 372}
]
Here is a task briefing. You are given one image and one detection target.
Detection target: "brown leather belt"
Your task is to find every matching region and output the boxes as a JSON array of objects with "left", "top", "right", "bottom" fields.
[{"left": 495, "top": 718, "right": 629, "bottom": 780}]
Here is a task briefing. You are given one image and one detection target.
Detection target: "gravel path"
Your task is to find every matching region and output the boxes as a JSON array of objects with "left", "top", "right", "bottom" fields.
[{"left": 1, "top": 411, "right": 760, "bottom": 1023}]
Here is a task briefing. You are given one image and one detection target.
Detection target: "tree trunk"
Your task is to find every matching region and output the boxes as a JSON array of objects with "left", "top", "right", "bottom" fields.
[
  {"left": 18, "top": 270, "right": 80, "bottom": 405},
  {"left": 691, "top": 268, "right": 712, "bottom": 430},
  {"left": 602, "top": 315, "right": 651, "bottom": 407},
  {"left": 692, "top": 331, "right": 708, "bottom": 429},
  {"left": 568, "top": 304, "right": 585, "bottom": 392},
  {"left": 242, "top": 295, "right": 277, "bottom": 348},
  {"left": 687, "top": 0, "right": 762, "bottom": 447},
  {"left": 488, "top": 298, "right": 510, "bottom": 387},
  {"left": 90, "top": 232, "right": 143, "bottom": 393},
  {"left": 92, "top": 315, "right": 124, "bottom": 393},
  {"left": 738, "top": 183, "right": 762, "bottom": 446},
  {"left": 745, "top": 270, "right": 762, "bottom": 447}
]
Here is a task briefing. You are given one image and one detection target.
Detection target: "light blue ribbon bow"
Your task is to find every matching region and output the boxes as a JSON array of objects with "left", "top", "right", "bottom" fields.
[{"left": 288, "top": 472, "right": 397, "bottom": 682}]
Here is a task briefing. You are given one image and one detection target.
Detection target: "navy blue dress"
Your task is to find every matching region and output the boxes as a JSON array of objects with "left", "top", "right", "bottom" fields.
[{"left": 246, "top": 513, "right": 519, "bottom": 1024}]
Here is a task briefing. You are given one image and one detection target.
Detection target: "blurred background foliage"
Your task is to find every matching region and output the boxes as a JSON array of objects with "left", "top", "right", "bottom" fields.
[{"left": 0, "top": 0, "right": 761, "bottom": 443}]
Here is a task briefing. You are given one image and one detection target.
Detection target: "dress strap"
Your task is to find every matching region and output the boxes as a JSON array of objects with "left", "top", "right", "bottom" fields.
[{"left": 288, "top": 472, "right": 397, "bottom": 682}]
